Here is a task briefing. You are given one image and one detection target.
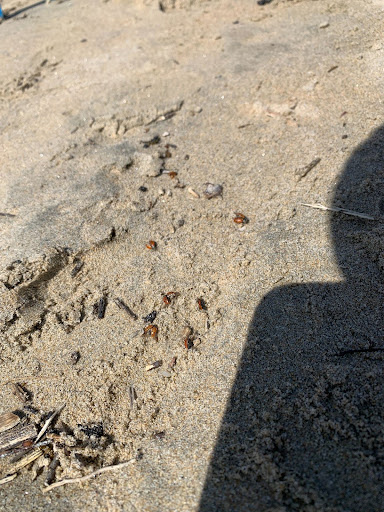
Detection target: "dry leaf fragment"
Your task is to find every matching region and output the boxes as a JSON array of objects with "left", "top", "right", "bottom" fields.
[
  {"left": 12, "top": 447, "right": 42, "bottom": 472},
  {"left": 0, "top": 424, "right": 37, "bottom": 452},
  {"left": 0, "top": 413, "right": 20, "bottom": 434}
]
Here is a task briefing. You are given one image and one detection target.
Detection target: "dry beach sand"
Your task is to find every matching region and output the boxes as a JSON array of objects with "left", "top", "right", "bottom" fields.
[{"left": 1, "top": 0, "right": 384, "bottom": 510}]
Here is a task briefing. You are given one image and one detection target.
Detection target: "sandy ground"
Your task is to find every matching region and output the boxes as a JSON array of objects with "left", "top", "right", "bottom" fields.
[{"left": 1, "top": 0, "right": 384, "bottom": 510}]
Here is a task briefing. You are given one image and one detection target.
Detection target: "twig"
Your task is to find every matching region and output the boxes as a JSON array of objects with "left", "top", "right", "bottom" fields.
[
  {"left": 296, "top": 157, "right": 321, "bottom": 181},
  {"left": 300, "top": 203, "right": 375, "bottom": 220},
  {"left": 0, "top": 474, "right": 17, "bottom": 485},
  {"left": 114, "top": 298, "right": 138, "bottom": 320},
  {"left": 128, "top": 385, "right": 137, "bottom": 408},
  {"left": 34, "top": 404, "right": 65, "bottom": 444},
  {"left": 43, "top": 458, "right": 136, "bottom": 493}
]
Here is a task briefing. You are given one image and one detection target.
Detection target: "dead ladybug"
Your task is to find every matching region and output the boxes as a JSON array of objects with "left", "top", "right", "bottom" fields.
[
  {"left": 184, "top": 338, "right": 194, "bottom": 350},
  {"left": 197, "top": 298, "right": 207, "bottom": 310},
  {"left": 146, "top": 240, "right": 157, "bottom": 250},
  {"left": 143, "top": 324, "right": 158, "bottom": 339},
  {"left": 233, "top": 213, "right": 249, "bottom": 225},
  {"left": 163, "top": 291, "right": 178, "bottom": 305}
]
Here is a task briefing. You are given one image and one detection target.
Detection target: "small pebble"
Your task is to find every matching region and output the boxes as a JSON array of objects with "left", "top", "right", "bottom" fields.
[
  {"left": 319, "top": 21, "right": 330, "bottom": 29},
  {"left": 70, "top": 351, "right": 81, "bottom": 365},
  {"left": 162, "top": 131, "right": 170, "bottom": 137},
  {"left": 203, "top": 183, "right": 223, "bottom": 199},
  {"left": 159, "top": 370, "right": 171, "bottom": 378},
  {"left": 169, "top": 356, "right": 177, "bottom": 368},
  {"left": 146, "top": 360, "right": 163, "bottom": 371},
  {"left": 97, "top": 297, "right": 107, "bottom": 319},
  {"left": 143, "top": 311, "right": 157, "bottom": 323}
]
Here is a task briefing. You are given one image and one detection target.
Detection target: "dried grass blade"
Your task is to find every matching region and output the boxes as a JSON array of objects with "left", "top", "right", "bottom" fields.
[
  {"left": 34, "top": 404, "right": 65, "bottom": 444},
  {"left": 43, "top": 458, "right": 136, "bottom": 493},
  {"left": 11, "top": 447, "right": 42, "bottom": 473},
  {"left": 300, "top": 203, "right": 376, "bottom": 220},
  {"left": 0, "top": 474, "right": 17, "bottom": 485}
]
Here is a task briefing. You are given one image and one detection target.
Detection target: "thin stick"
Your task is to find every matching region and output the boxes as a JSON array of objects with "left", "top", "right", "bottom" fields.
[
  {"left": 0, "top": 473, "right": 17, "bottom": 485},
  {"left": 43, "top": 458, "right": 136, "bottom": 493},
  {"left": 114, "top": 298, "right": 138, "bottom": 320},
  {"left": 34, "top": 404, "right": 65, "bottom": 444},
  {"left": 300, "top": 203, "right": 375, "bottom": 220}
]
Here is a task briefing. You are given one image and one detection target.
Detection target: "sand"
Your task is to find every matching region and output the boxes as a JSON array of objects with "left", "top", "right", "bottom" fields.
[{"left": 0, "top": 0, "right": 384, "bottom": 510}]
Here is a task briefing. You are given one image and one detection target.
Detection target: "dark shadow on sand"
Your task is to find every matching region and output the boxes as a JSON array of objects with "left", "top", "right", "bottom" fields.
[
  {"left": 5, "top": 0, "right": 58, "bottom": 20},
  {"left": 199, "top": 125, "right": 384, "bottom": 512}
]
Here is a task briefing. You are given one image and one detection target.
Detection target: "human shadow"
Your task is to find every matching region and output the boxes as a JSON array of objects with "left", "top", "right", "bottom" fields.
[{"left": 199, "top": 125, "right": 384, "bottom": 512}]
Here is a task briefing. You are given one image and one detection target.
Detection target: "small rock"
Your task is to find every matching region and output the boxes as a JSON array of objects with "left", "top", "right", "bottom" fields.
[
  {"left": 146, "top": 360, "right": 163, "bottom": 371},
  {"left": 162, "top": 131, "right": 170, "bottom": 137},
  {"left": 143, "top": 311, "right": 157, "bottom": 323},
  {"left": 319, "top": 21, "right": 330, "bottom": 29},
  {"left": 191, "top": 106, "right": 202, "bottom": 115},
  {"left": 103, "top": 119, "right": 119, "bottom": 138},
  {"left": 133, "top": 152, "right": 162, "bottom": 177},
  {"left": 159, "top": 370, "right": 172, "bottom": 378},
  {"left": 203, "top": 183, "right": 223, "bottom": 199},
  {"left": 70, "top": 351, "right": 81, "bottom": 365}
]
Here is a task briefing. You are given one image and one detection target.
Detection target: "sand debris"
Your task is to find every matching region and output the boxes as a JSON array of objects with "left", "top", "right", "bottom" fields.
[
  {"left": 187, "top": 187, "right": 200, "bottom": 198},
  {"left": 300, "top": 202, "right": 376, "bottom": 220},
  {"left": 0, "top": 423, "right": 37, "bottom": 452},
  {"left": 70, "top": 260, "right": 84, "bottom": 277},
  {"left": 114, "top": 298, "right": 138, "bottom": 320},
  {"left": 128, "top": 386, "right": 137, "bottom": 408},
  {"left": 145, "top": 360, "right": 163, "bottom": 371},
  {"left": 12, "top": 447, "right": 43, "bottom": 473},
  {"left": 34, "top": 405, "right": 65, "bottom": 445},
  {"left": 43, "top": 458, "right": 136, "bottom": 493},
  {"left": 203, "top": 183, "right": 223, "bottom": 199},
  {"left": 0, "top": 412, "right": 20, "bottom": 434},
  {"left": 0, "top": 474, "right": 17, "bottom": 486}
]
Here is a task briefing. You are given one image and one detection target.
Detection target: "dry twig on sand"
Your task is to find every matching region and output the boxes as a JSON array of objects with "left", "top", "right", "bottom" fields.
[
  {"left": 43, "top": 458, "right": 136, "bottom": 492},
  {"left": 34, "top": 404, "right": 65, "bottom": 444},
  {"left": 300, "top": 203, "right": 376, "bottom": 220}
]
